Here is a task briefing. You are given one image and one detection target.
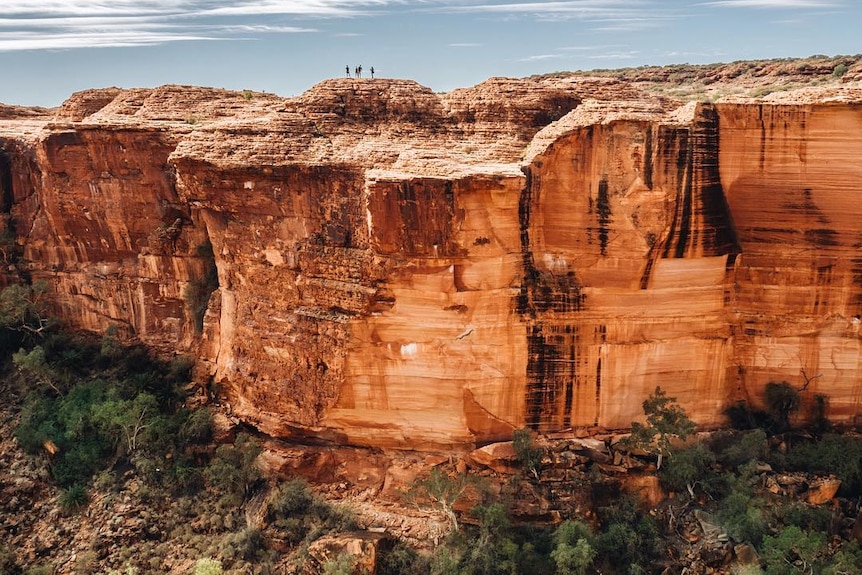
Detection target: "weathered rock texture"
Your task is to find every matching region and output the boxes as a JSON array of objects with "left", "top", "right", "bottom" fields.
[{"left": 1, "top": 65, "right": 861, "bottom": 449}]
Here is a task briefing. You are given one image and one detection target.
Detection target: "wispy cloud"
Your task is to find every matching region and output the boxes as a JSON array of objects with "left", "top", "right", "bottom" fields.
[
  {"left": 0, "top": 0, "right": 395, "bottom": 51},
  {"left": 449, "top": 42, "right": 482, "bottom": 47},
  {"left": 0, "top": 1, "right": 396, "bottom": 17},
  {"left": 430, "top": 1, "right": 637, "bottom": 16},
  {"left": 587, "top": 50, "right": 640, "bottom": 59},
  {"left": 560, "top": 44, "right": 629, "bottom": 51},
  {"left": 589, "top": 16, "right": 669, "bottom": 31},
  {"left": 664, "top": 49, "right": 727, "bottom": 57},
  {"left": 423, "top": 1, "right": 684, "bottom": 33},
  {"left": 699, "top": 0, "right": 840, "bottom": 7},
  {"left": 518, "top": 53, "right": 563, "bottom": 61}
]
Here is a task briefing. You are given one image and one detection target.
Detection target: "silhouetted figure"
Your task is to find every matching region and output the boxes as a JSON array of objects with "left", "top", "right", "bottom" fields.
[
  {"left": 357, "top": 64, "right": 363, "bottom": 78},
  {"left": 370, "top": 66, "right": 375, "bottom": 78},
  {"left": 345, "top": 65, "right": 350, "bottom": 77}
]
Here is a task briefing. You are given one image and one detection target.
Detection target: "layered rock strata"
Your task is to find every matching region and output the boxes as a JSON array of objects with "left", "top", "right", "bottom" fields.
[{"left": 0, "top": 77, "right": 860, "bottom": 449}]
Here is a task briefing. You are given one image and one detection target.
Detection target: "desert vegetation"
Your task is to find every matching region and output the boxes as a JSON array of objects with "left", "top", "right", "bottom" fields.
[{"left": 0, "top": 279, "right": 860, "bottom": 574}]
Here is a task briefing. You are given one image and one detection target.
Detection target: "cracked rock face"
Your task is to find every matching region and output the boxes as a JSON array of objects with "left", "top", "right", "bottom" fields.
[{"left": 1, "top": 74, "right": 861, "bottom": 449}]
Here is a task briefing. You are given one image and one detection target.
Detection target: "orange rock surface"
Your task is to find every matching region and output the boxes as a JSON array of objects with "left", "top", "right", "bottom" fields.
[{"left": 1, "top": 71, "right": 861, "bottom": 449}]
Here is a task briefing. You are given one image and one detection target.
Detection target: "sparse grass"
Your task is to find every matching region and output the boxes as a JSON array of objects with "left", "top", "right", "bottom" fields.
[{"left": 59, "top": 484, "right": 88, "bottom": 513}]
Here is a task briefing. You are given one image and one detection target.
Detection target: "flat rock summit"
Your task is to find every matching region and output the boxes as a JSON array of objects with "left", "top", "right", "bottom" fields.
[{"left": 1, "top": 56, "right": 862, "bottom": 450}]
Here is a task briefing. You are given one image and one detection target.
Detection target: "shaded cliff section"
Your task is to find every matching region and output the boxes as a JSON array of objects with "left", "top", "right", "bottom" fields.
[
  {"left": 0, "top": 125, "right": 212, "bottom": 351},
  {"left": 718, "top": 102, "right": 862, "bottom": 422}
]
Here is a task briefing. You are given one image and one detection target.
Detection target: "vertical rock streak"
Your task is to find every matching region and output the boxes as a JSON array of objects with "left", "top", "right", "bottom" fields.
[{"left": 660, "top": 105, "right": 740, "bottom": 262}]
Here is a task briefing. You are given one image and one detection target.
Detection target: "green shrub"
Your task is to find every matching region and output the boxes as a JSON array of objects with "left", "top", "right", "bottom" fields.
[
  {"left": 0, "top": 544, "right": 21, "bottom": 575},
  {"left": 660, "top": 442, "right": 714, "bottom": 494},
  {"left": 430, "top": 546, "right": 460, "bottom": 575},
  {"left": 166, "top": 457, "right": 204, "bottom": 493},
  {"left": 266, "top": 477, "right": 356, "bottom": 548},
  {"left": 204, "top": 432, "right": 261, "bottom": 500},
  {"left": 377, "top": 541, "right": 428, "bottom": 575},
  {"left": 92, "top": 392, "right": 160, "bottom": 455},
  {"left": 407, "top": 468, "right": 475, "bottom": 531},
  {"left": 179, "top": 407, "right": 213, "bottom": 444},
  {"left": 761, "top": 525, "right": 828, "bottom": 575},
  {"left": 833, "top": 63, "right": 849, "bottom": 78},
  {"left": 267, "top": 477, "right": 314, "bottom": 520},
  {"left": 193, "top": 558, "right": 223, "bottom": 575},
  {"left": 778, "top": 503, "right": 832, "bottom": 533},
  {"left": 220, "top": 527, "right": 265, "bottom": 562},
  {"left": 13, "top": 345, "right": 67, "bottom": 395},
  {"left": 454, "top": 503, "right": 520, "bottom": 575},
  {"left": 551, "top": 539, "right": 595, "bottom": 575},
  {"left": 322, "top": 553, "right": 354, "bottom": 575},
  {"left": 52, "top": 437, "right": 110, "bottom": 487},
  {"left": 513, "top": 428, "right": 543, "bottom": 479},
  {"left": 93, "top": 469, "right": 120, "bottom": 492},
  {"left": 823, "top": 541, "right": 862, "bottom": 575},
  {"left": 596, "top": 496, "right": 663, "bottom": 573},
  {"left": 712, "top": 429, "right": 767, "bottom": 469},
  {"left": 13, "top": 327, "right": 206, "bottom": 492},
  {"left": 0, "top": 282, "right": 51, "bottom": 340},
  {"left": 317, "top": 500, "right": 358, "bottom": 533},
  {"left": 15, "top": 396, "right": 61, "bottom": 454},
  {"left": 623, "top": 386, "right": 696, "bottom": 469},
  {"left": 59, "top": 483, "right": 88, "bottom": 513},
  {"left": 551, "top": 520, "right": 596, "bottom": 575},
  {"left": 780, "top": 434, "right": 862, "bottom": 497},
  {"left": 717, "top": 491, "right": 767, "bottom": 546}
]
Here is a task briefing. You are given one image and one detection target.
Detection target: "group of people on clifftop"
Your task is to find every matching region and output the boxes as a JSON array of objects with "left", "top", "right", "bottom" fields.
[{"left": 346, "top": 65, "right": 374, "bottom": 79}]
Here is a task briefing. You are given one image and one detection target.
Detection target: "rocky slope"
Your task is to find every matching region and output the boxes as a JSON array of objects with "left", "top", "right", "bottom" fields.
[{"left": 1, "top": 56, "right": 862, "bottom": 450}]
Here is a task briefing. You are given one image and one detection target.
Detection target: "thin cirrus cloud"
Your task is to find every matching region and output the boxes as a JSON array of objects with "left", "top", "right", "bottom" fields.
[
  {"left": 518, "top": 53, "right": 563, "bottom": 61},
  {"left": 425, "top": 1, "right": 683, "bottom": 32},
  {"left": 0, "top": 0, "right": 396, "bottom": 51},
  {"left": 699, "top": 0, "right": 840, "bottom": 7}
]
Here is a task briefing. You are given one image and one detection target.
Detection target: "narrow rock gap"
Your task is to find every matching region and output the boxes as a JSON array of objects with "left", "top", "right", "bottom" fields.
[{"left": 0, "top": 146, "right": 14, "bottom": 214}]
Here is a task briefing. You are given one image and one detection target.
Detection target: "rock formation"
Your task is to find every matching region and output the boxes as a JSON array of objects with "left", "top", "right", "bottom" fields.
[{"left": 1, "top": 64, "right": 861, "bottom": 450}]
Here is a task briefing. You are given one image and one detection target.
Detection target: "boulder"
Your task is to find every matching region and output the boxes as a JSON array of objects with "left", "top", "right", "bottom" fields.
[
  {"left": 468, "top": 442, "right": 519, "bottom": 474},
  {"left": 305, "top": 531, "right": 389, "bottom": 575},
  {"left": 805, "top": 476, "right": 841, "bottom": 505}
]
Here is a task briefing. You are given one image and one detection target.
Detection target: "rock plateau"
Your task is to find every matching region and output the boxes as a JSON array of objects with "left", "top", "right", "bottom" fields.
[{"left": 1, "top": 58, "right": 862, "bottom": 450}]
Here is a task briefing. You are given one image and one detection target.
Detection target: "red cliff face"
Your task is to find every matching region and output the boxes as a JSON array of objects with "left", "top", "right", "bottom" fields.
[{"left": 1, "top": 76, "right": 860, "bottom": 449}]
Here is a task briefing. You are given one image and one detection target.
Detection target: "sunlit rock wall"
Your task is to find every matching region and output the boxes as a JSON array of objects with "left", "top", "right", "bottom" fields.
[{"left": 1, "top": 81, "right": 861, "bottom": 450}]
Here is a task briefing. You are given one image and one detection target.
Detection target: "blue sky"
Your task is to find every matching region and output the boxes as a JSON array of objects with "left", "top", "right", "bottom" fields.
[{"left": 1, "top": 0, "right": 859, "bottom": 107}]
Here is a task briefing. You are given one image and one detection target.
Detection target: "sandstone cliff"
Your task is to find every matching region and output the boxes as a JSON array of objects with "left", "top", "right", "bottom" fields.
[{"left": 1, "top": 63, "right": 861, "bottom": 449}]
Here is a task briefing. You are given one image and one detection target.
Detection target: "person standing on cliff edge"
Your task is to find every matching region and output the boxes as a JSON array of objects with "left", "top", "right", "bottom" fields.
[
  {"left": 345, "top": 65, "right": 350, "bottom": 77},
  {"left": 370, "top": 66, "right": 375, "bottom": 79}
]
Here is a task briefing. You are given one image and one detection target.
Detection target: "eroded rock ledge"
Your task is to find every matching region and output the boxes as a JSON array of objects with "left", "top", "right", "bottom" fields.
[{"left": 1, "top": 72, "right": 861, "bottom": 450}]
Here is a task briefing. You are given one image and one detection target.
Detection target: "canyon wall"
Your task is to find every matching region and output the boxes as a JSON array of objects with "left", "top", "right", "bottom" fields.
[{"left": 0, "top": 79, "right": 860, "bottom": 449}]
